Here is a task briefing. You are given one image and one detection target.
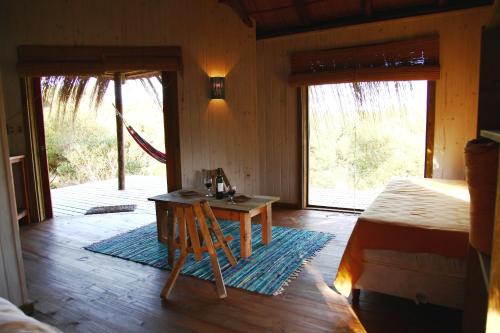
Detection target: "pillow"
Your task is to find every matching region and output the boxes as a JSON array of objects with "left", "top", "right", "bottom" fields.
[{"left": 0, "top": 297, "right": 62, "bottom": 333}]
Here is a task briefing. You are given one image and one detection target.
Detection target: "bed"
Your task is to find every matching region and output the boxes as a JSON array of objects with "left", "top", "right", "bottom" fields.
[
  {"left": 0, "top": 297, "right": 61, "bottom": 333},
  {"left": 334, "top": 178, "right": 469, "bottom": 309}
]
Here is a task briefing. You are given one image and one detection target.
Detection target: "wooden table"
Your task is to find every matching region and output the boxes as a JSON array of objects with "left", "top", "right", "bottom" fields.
[{"left": 148, "top": 191, "right": 279, "bottom": 264}]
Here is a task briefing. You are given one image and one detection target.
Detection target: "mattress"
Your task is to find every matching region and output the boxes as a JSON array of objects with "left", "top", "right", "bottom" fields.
[
  {"left": 334, "top": 178, "right": 470, "bottom": 305},
  {"left": 361, "top": 177, "right": 469, "bottom": 232},
  {"left": 356, "top": 249, "right": 466, "bottom": 308}
]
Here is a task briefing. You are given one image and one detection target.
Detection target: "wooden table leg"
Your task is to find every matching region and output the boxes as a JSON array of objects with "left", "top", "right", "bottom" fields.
[
  {"left": 155, "top": 202, "right": 167, "bottom": 243},
  {"left": 155, "top": 202, "right": 175, "bottom": 266},
  {"left": 261, "top": 203, "right": 272, "bottom": 245},
  {"left": 239, "top": 213, "right": 252, "bottom": 258},
  {"left": 167, "top": 207, "right": 175, "bottom": 266}
]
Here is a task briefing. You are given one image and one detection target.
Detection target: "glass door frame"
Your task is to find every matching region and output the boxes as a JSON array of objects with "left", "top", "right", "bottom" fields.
[{"left": 298, "top": 81, "right": 436, "bottom": 212}]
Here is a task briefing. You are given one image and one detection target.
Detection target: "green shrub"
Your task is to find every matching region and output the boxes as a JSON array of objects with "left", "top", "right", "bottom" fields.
[
  {"left": 45, "top": 113, "right": 151, "bottom": 188},
  {"left": 309, "top": 106, "right": 425, "bottom": 191}
]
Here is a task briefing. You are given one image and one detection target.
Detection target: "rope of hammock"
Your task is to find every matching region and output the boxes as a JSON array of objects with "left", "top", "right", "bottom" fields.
[{"left": 114, "top": 105, "right": 167, "bottom": 164}]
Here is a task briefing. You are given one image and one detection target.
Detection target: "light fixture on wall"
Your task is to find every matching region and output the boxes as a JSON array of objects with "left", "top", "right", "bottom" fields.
[{"left": 210, "top": 77, "right": 225, "bottom": 99}]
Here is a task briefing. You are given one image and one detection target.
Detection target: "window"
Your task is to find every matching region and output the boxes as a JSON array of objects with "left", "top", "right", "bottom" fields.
[{"left": 307, "top": 80, "right": 429, "bottom": 210}]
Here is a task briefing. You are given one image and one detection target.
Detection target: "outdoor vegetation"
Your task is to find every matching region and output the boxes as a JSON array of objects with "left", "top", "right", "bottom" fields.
[
  {"left": 42, "top": 76, "right": 165, "bottom": 188},
  {"left": 308, "top": 81, "right": 427, "bottom": 209}
]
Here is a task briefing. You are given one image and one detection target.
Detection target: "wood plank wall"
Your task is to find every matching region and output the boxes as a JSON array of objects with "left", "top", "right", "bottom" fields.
[
  {"left": 256, "top": 7, "right": 492, "bottom": 204},
  {"left": 0, "top": 0, "right": 258, "bottom": 195}
]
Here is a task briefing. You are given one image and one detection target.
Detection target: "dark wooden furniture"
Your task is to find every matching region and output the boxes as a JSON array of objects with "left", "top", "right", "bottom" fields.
[
  {"left": 462, "top": 130, "right": 499, "bottom": 333},
  {"left": 161, "top": 200, "right": 237, "bottom": 299},
  {"left": 9, "top": 155, "right": 30, "bottom": 223},
  {"left": 476, "top": 27, "right": 500, "bottom": 134},
  {"left": 479, "top": 130, "right": 500, "bottom": 333},
  {"left": 149, "top": 191, "right": 279, "bottom": 263}
]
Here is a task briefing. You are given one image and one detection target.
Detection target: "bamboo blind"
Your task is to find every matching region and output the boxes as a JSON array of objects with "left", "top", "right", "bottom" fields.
[
  {"left": 17, "top": 46, "right": 182, "bottom": 77},
  {"left": 289, "top": 36, "right": 440, "bottom": 86}
]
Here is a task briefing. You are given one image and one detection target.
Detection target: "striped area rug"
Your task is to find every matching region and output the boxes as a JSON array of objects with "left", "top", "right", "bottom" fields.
[{"left": 85, "top": 221, "right": 334, "bottom": 295}]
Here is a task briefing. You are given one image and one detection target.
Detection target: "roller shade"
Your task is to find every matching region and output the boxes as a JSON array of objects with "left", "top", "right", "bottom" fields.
[
  {"left": 17, "top": 45, "right": 182, "bottom": 77},
  {"left": 289, "top": 36, "right": 440, "bottom": 86}
]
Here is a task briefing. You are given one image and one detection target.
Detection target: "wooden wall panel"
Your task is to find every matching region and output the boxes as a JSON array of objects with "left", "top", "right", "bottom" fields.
[
  {"left": 257, "top": 7, "right": 492, "bottom": 203},
  {"left": 0, "top": 0, "right": 258, "bottom": 195}
]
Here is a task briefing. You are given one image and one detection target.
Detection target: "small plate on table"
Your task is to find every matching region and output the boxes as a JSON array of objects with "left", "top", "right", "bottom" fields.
[
  {"left": 178, "top": 190, "right": 201, "bottom": 197},
  {"left": 232, "top": 195, "right": 252, "bottom": 203}
]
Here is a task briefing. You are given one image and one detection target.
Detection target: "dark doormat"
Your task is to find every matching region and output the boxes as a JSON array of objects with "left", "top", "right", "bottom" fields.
[{"left": 85, "top": 204, "right": 137, "bottom": 215}]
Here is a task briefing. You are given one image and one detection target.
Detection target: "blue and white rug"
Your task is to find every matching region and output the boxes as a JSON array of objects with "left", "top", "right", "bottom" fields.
[{"left": 85, "top": 221, "right": 334, "bottom": 295}]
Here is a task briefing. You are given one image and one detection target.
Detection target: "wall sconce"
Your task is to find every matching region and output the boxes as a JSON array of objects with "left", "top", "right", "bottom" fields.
[{"left": 210, "top": 77, "right": 225, "bottom": 99}]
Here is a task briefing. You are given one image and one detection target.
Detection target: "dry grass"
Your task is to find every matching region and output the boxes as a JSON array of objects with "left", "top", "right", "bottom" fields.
[{"left": 41, "top": 74, "right": 161, "bottom": 118}]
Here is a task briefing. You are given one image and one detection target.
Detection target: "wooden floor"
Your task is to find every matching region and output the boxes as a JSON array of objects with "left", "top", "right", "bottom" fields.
[{"left": 20, "top": 208, "right": 462, "bottom": 333}]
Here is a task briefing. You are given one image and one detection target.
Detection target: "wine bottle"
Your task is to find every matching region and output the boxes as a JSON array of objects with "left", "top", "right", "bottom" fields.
[{"left": 215, "top": 168, "right": 224, "bottom": 199}]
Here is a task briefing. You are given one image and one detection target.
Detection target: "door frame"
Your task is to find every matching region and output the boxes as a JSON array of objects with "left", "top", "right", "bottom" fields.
[
  {"left": 18, "top": 45, "right": 183, "bottom": 222},
  {"left": 299, "top": 81, "right": 436, "bottom": 211},
  {"left": 23, "top": 77, "right": 52, "bottom": 220}
]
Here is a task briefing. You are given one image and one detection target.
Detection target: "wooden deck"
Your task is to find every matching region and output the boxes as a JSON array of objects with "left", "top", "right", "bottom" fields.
[
  {"left": 51, "top": 176, "right": 167, "bottom": 217},
  {"left": 20, "top": 208, "right": 462, "bottom": 333},
  {"left": 51, "top": 176, "right": 380, "bottom": 216},
  {"left": 309, "top": 187, "right": 380, "bottom": 210}
]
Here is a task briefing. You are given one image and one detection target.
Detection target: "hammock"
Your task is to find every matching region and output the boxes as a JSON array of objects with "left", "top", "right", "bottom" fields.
[
  {"left": 115, "top": 108, "right": 166, "bottom": 164},
  {"left": 126, "top": 126, "right": 166, "bottom": 164}
]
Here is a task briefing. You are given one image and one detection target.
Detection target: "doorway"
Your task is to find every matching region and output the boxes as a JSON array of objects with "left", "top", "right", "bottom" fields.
[
  {"left": 41, "top": 75, "right": 167, "bottom": 217},
  {"left": 307, "top": 80, "right": 430, "bottom": 211},
  {"left": 18, "top": 45, "right": 183, "bottom": 222}
]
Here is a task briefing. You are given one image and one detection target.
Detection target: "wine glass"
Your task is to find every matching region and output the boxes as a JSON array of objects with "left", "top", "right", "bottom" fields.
[
  {"left": 227, "top": 185, "right": 236, "bottom": 204},
  {"left": 204, "top": 176, "right": 213, "bottom": 197}
]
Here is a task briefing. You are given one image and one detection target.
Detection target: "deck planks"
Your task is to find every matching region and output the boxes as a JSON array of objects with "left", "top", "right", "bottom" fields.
[{"left": 50, "top": 176, "right": 167, "bottom": 217}]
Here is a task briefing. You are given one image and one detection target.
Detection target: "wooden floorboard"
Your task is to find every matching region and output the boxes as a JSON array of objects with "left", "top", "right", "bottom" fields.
[{"left": 20, "top": 208, "right": 461, "bottom": 333}]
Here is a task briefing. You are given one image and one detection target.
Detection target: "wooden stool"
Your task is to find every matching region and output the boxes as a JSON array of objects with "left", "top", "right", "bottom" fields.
[{"left": 161, "top": 200, "right": 238, "bottom": 299}]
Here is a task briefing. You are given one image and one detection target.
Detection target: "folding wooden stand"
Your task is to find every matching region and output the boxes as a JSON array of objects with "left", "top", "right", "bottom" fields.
[
  {"left": 9, "top": 155, "right": 30, "bottom": 224},
  {"left": 161, "top": 200, "right": 238, "bottom": 299}
]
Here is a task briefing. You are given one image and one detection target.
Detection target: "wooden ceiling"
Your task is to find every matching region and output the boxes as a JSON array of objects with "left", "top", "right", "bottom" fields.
[{"left": 221, "top": 0, "right": 493, "bottom": 38}]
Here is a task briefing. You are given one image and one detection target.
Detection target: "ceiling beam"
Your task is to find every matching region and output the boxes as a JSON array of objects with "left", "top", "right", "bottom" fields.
[
  {"left": 219, "top": 0, "right": 253, "bottom": 27},
  {"left": 247, "top": 0, "right": 325, "bottom": 15},
  {"left": 490, "top": 0, "right": 500, "bottom": 28},
  {"left": 438, "top": 0, "right": 448, "bottom": 7},
  {"left": 293, "top": 0, "right": 311, "bottom": 25},
  {"left": 257, "top": 0, "right": 492, "bottom": 39},
  {"left": 362, "top": 0, "right": 373, "bottom": 17}
]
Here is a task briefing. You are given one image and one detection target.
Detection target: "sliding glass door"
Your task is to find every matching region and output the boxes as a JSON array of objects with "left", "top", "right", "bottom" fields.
[{"left": 307, "top": 81, "right": 428, "bottom": 210}]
